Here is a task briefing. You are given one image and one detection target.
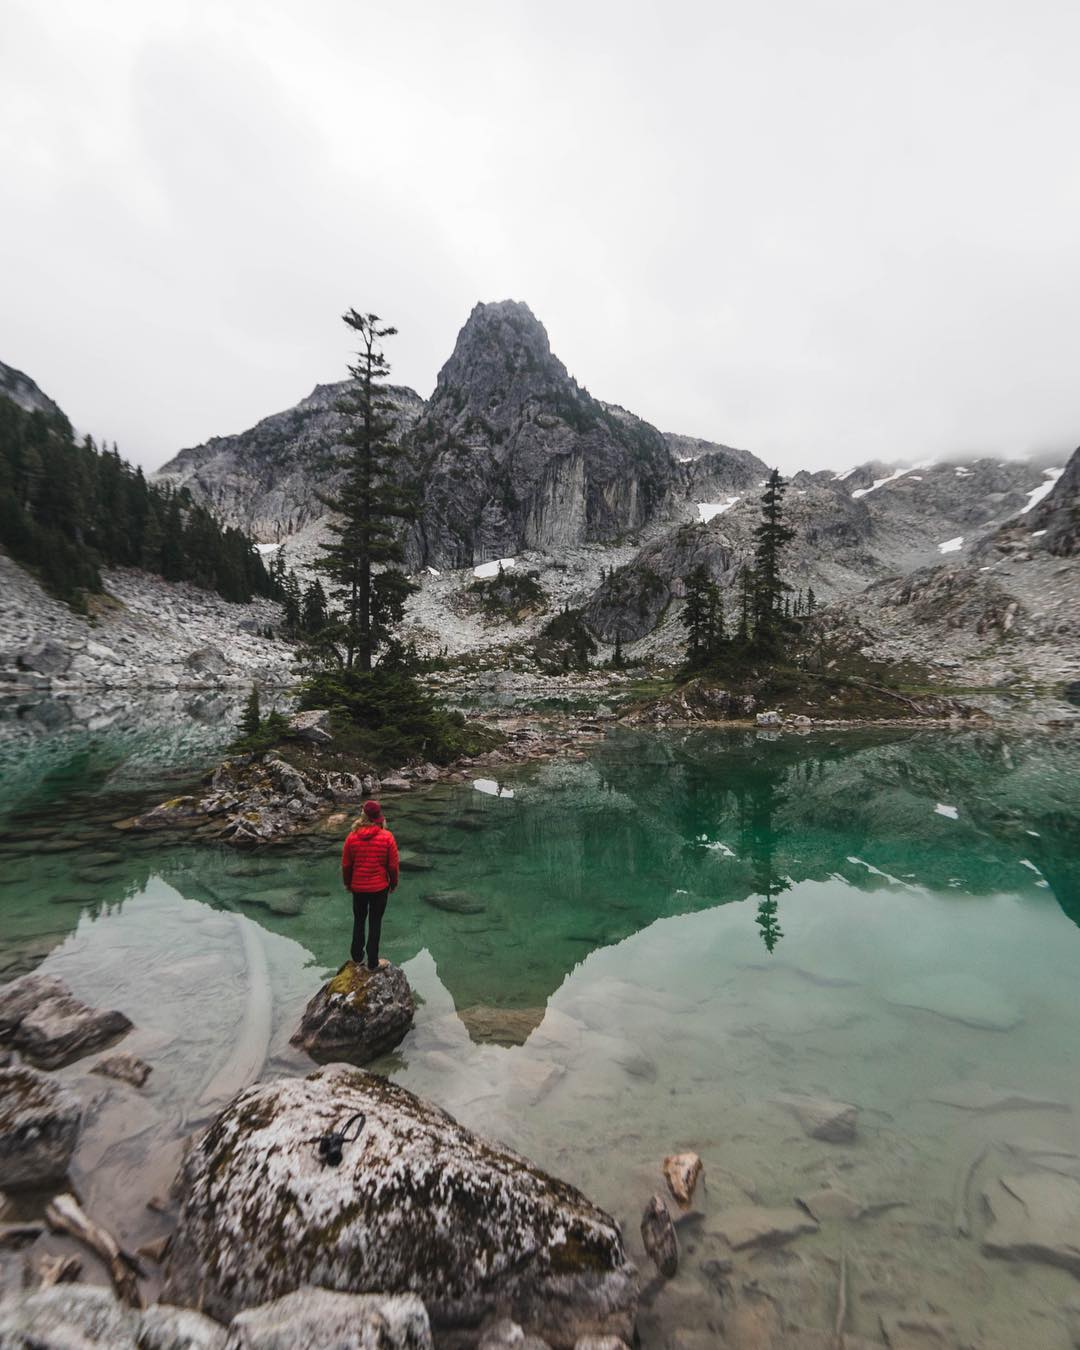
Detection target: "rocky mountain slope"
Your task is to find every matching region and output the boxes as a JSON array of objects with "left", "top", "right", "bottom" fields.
[
  {"left": 807, "top": 447, "right": 1080, "bottom": 690},
  {"left": 0, "top": 360, "right": 65, "bottom": 420},
  {"left": 157, "top": 301, "right": 770, "bottom": 567},
  {"left": 157, "top": 381, "right": 425, "bottom": 540}
]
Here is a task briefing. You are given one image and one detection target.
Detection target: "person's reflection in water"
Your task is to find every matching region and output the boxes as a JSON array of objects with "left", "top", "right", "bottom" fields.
[{"left": 739, "top": 761, "right": 792, "bottom": 953}]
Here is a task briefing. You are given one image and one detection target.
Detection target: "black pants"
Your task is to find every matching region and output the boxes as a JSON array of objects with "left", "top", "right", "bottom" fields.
[{"left": 351, "top": 889, "right": 389, "bottom": 968}]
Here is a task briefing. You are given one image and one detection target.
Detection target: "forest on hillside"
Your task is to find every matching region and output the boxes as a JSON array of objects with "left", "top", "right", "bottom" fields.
[{"left": 0, "top": 394, "right": 274, "bottom": 608}]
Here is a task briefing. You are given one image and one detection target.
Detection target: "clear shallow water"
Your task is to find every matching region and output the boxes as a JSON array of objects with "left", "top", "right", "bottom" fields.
[{"left": 2, "top": 717, "right": 1080, "bottom": 1346}]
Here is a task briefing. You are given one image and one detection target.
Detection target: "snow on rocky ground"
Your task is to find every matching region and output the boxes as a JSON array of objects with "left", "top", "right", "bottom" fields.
[{"left": 0, "top": 554, "right": 295, "bottom": 689}]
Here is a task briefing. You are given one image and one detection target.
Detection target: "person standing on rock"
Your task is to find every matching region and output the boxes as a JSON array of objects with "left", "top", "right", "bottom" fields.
[{"left": 341, "top": 801, "right": 399, "bottom": 972}]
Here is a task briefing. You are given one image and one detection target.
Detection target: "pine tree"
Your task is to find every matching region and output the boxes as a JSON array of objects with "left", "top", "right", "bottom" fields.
[
  {"left": 301, "top": 578, "right": 328, "bottom": 635},
  {"left": 682, "top": 564, "right": 725, "bottom": 668},
  {"left": 736, "top": 565, "right": 753, "bottom": 644},
  {"left": 807, "top": 585, "right": 817, "bottom": 615},
  {"left": 312, "top": 311, "right": 416, "bottom": 670},
  {"left": 282, "top": 569, "right": 302, "bottom": 633},
  {"left": 239, "top": 683, "right": 261, "bottom": 739},
  {"left": 612, "top": 629, "right": 624, "bottom": 668},
  {"left": 750, "top": 470, "right": 795, "bottom": 651}
]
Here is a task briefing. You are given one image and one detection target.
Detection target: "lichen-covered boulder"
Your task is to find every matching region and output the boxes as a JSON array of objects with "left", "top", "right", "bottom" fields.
[
  {"left": 162, "top": 1066, "right": 638, "bottom": 1346},
  {"left": 226, "top": 1286, "right": 431, "bottom": 1349},
  {"left": 291, "top": 962, "right": 415, "bottom": 1065},
  {"left": 0, "top": 1284, "right": 226, "bottom": 1349},
  {"left": 0, "top": 1064, "right": 82, "bottom": 1189}
]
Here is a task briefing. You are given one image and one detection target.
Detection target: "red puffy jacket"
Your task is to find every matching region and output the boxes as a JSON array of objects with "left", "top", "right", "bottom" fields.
[{"left": 342, "top": 826, "right": 400, "bottom": 893}]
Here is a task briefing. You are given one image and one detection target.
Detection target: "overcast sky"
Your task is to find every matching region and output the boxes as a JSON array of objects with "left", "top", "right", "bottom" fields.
[{"left": 3, "top": 0, "right": 1078, "bottom": 474}]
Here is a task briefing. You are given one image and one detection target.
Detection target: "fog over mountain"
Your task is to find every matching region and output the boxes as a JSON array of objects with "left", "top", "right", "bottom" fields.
[{"left": 3, "top": 0, "right": 1079, "bottom": 474}]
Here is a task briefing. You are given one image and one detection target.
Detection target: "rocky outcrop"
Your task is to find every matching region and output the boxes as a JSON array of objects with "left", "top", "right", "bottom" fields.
[
  {"left": 156, "top": 380, "right": 425, "bottom": 541},
  {"left": 127, "top": 752, "right": 367, "bottom": 847},
  {"left": 226, "top": 1287, "right": 432, "bottom": 1349},
  {"left": 291, "top": 961, "right": 415, "bottom": 1064},
  {"left": 0, "top": 973, "right": 132, "bottom": 1068},
  {"left": 405, "top": 303, "right": 676, "bottom": 567},
  {"left": 622, "top": 679, "right": 756, "bottom": 724},
  {"left": 163, "top": 1066, "right": 638, "bottom": 1344},
  {"left": 0, "top": 1064, "right": 81, "bottom": 1189}
]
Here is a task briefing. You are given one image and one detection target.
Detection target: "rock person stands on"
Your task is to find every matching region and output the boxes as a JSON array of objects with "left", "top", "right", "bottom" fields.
[{"left": 341, "top": 801, "right": 399, "bottom": 972}]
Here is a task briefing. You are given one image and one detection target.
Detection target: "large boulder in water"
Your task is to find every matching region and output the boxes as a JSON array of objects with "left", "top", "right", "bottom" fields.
[
  {"left": 0, "top": 972, "right": 132, "bottom": 1069},
  {"left": 162, "top": 1066, "right": 638, "bottom": 1345},
  {"left": 291, "top": 961, "right": 415, "bottom": 1065}
]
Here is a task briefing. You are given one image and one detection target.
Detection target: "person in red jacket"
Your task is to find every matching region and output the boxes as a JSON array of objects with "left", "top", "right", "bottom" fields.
[{"left": 341, "top": 800, "right": 399, "bottom": 971}]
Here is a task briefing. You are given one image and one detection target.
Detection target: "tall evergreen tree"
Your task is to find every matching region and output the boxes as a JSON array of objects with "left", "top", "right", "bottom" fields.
[
  {"left": 736, "top": 565, "right": 753, "bottom": 644},
  {"left": 239, "top": 683, "right": 261, "bottom": 739},
  {"left": 682, "top": 564, "right": 725, "bottom": 668},
  {"left": 313, "top": 311, "right": 416, "bottom": 670},
  {"left": 750, "top": 469, "right": 795, "bottom": 651},
  {"left": 301, "top": 577, "right": 329, "bottom": 635}
]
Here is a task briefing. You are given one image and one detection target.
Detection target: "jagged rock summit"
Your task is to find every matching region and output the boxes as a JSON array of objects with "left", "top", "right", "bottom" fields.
[
  {"left": 162, "top": 1065, "right": 639, "bottom": 1344},
  {"left": 292, "top": 959, "right": 416, "bottom": 1064}
]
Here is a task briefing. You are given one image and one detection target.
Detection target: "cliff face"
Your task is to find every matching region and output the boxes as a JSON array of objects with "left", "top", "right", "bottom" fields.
[
  {"left": 156, "top": 381, "right": 425, "bottom": 540},
  {"left": 405, "top": 301, "right": 681, "bottom": 566}
]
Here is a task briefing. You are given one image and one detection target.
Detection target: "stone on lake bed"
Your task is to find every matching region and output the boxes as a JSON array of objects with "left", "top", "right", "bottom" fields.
[
  {"left": 662, "top": 1152, "right": 704, "bottom": 1210},
  {"left": 982, "top": 1173, "right": 1080, "bottom": 1276},
  {"left": 640, "top": 1194, "right": 678, "bottom": 1278},
  {"left": 774, "top": 1093, "right": 858, "bottom": 1143},
  {"left": 91, "top": 1052, "right": 152, "bottom": 1088},
  {"left": 706, "top": 1206, "right": 818, "bottom": 1250},
  {"left": 0, "top": 972, "right": 132, "bottom": 1069},
  {"left": 291, "top": 960, "right": 415, "bottom": 1065},
  {"left": 882, "top": 973, "right": 1022, "bottom": 1030},
  {"left": 227, "top": 1287, "right": 430, "bottom": 1348},
  {"left": 422, "top": 890, "right": 485, "bottom": 914},
  {"left": 399, "top": 855, "right": 436, "bottom": 873},
  {"left": 162, "top": 1065, "right": 638, "bottom": 1342},
  {"left": 245, "top": 889, "right": 305, "bottom": 917},
  {"left": 795, "top": 1186, "right": 863, "bottom": 1222},
  {"left": 0, "top": 1065, "right": 81, "bottom": 1189}
]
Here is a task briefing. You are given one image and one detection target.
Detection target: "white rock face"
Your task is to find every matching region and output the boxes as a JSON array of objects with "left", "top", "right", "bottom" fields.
[{"left": 163, "top": 1066, "right": 638, "bottom": 1345}]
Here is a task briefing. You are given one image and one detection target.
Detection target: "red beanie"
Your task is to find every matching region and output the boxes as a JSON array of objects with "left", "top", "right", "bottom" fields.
[{"left": 363, "top": 800, "right": 384, "bottom": 823}]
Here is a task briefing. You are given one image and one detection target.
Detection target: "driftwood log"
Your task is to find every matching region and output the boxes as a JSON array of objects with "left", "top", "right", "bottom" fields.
[{"left": 45, "top": 1193, "right": 144, "bottom": 1307}]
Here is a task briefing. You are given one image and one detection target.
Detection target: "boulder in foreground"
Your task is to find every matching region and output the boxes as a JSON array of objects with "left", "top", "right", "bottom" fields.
[
  {"left": 0, "top": 1064, "right": 81, "bottom": 1190},
  {"left": 291, "top": 961, "right": 415, "bottom": 1065},
  {"left": 163, "top": 1066, "right": 638, "bottom": 1345}
]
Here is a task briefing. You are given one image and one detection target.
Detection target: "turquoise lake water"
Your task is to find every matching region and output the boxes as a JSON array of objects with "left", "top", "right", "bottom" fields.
[{"left": 2, "top": 698, "right": 1079, "bottom": 1346}]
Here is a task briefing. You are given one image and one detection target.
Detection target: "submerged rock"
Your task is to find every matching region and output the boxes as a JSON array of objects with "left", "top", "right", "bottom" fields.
[
  {"left": 0, "top": 1064, "right": 81, "bottom": 1189},
  {"left": 774, "top": 1093, "right": 858, "bottom": 1143},
  {"left": 91, "top": 1052, "right": 152, "bottom": 1088},
  {"left": 640, "top": 1195, "right": 678, "bottom": 1278},
  {"left": 0, "top": 972, "right": 131, "bottom": 1069},
  {"left": 162, "top": 1066, "right": 638, "bottom": 1343},
  {"left": 226, "top": 1287, "right": 431, "bottom": 1349},
  {"left": 291, "top": 961, "right": 415, "bottom": 1065},
  {"left": 662, "top": 1153, "right": 703, "bottom": 1211},
  {"left": 795, "top": 1186, "right": 863, "bottom": 1222},
  {"left": 982, "top": 1172, "right": 1080, "bottom": 1276},
  {"left": 422, "top": 890, "right": 486, "bottom": 914}
]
